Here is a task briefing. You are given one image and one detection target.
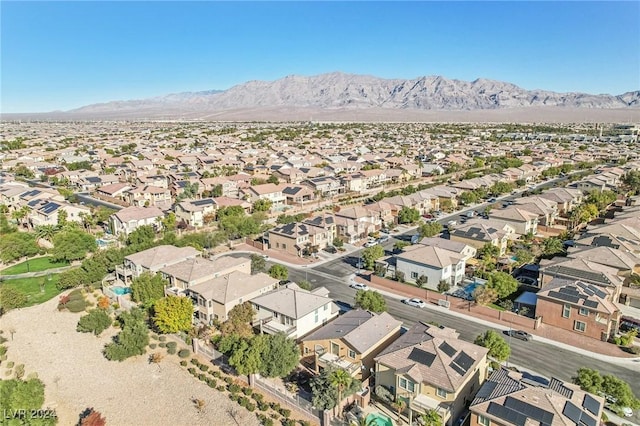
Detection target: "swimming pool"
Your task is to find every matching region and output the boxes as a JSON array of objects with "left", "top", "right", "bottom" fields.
[
  {"left": 366, "top": 413, "right": 393, "bottom": 426},
  {"left": 112, "top": 286, "right": 131, "bottom": 296},
  {"left": 464, "top": 282, "right": 484, "bottom": 297}
]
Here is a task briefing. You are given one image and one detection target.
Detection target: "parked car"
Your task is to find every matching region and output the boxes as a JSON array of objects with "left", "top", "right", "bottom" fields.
[
  {"left": 401, "top": 298, "right": 427, "bottom": 308},
  {"left": 621, "top": 407, "right": 634, "bottom": 417},
  {"left": 364, "top": 240, "right": 378, "bottom": 248},
  {"left": 350, "top": 282, "right": 370, "bottom": 291},
  {"left": 507, "top": 330, "right": 532, "bottom": 341},
  {"left": 377, "top": 234, "right": 390, "bottom": 243},
  {"left": 323, "top": 245, "right": 338, "bottom": 254},
  {"left": 488, "top": 198, "right": 497, "bottom": 203}
]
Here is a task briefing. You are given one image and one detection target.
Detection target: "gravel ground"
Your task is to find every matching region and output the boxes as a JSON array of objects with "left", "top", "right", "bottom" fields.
[{"left": 0, "top": 295, "right": 259, "bottom": 426}]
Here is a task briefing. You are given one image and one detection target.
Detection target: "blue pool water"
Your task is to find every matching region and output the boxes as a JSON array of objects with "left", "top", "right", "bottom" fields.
[
  {"left": 464, "top": 282, "right": 484, "bottom": 296},
  {"left": 96, "top": 239, "right": 112, "bottom": 247},
  {"left": 112, "top": 286, "right": 131, "bottom": 296},
  {"left": 366, "top": 413, "right": 393, "bottom": 426}
]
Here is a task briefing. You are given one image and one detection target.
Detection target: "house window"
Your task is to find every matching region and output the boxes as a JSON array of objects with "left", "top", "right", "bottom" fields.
[
  {"left": 579, "top": 307, "right": 589, "bottom": 316},
  {"left": 436, "top": 388, "right": 447, "bottom": 398},
  {"left": 478, "top": 414, "right": 490, "bottom": 426},
  {"left": 348, "top": 350, "right": 356, "bottom": 359},
  {"left": 304, "top": 347, "right": 309, "bottom": 354},
  {"left": 562, "top": 304, "right": 571, "bottom": 318},
  {"left": 411, "top": 272, "right": 419, "bottom": 279},
  {"left": 399, "top": 378, "right": 415, "bottom": 393},
  {"left": 324, "top": 304, "right": 328, "bottom": 311},
  {"left": 574, "top": 321, "right": 586, "bottom": 332}
]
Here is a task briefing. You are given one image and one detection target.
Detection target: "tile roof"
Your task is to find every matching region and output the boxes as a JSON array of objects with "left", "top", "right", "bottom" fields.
[
  {"left": 397, "top": 244, "right": 463, "bottom": 268},
  {"left": 125, "top": 245, "right": 200, "bottom": 270},
  {"left": 251, "top": 285, "right": 336, "bottom": 319},
  {"left": 188, "top": 271, "right": 278, "bottom": 304}
]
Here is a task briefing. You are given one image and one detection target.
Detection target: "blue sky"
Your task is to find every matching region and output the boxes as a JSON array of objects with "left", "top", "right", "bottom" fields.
[{"left": 2, "top": 1, "right": 639, "bottom": 112}]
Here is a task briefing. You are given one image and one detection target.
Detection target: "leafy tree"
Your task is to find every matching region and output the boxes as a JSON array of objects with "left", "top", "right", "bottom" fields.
[
  {"left": 104, "top": 308, "right": 149, "bottom": 361},
  {"left": 542, "top": 237, "right": 565, "bottom": 257},
  {"left": 586, "top": 190, "right": 617, "bottom": 211},
  {"left": 260, "top": 332, "right": 300, "bottom": 378},
  {"left": 514, "top": 249, "right": 534, "bottom": 265},
  {"left": 355, "top": 290, "right": 386, "bottom": 313},
  {"left": 220, "top": 302, "right": 255, "bottom": 337},
  {"left": 329, "top": 368, "right": 353, "bottom": 418},
  {"left": 217, "top": 205, "right": 245, "bottom": 219},
  {"left": 333, "top": 238, "right": 344, "bottom": 248},
  {"left": 0, "top": 232, "right": 39, "bottom": 263},
  {"left": 219, "top": 213, "right": 262, "bottom": 239},
  {"left": 56, "top": 209, "right": 68, "bottom": 227},
  {"left": 10, "top": 164, "right": 34, "bottom": 179},
  {"left": 490, "top": 181, "right": 515, "bottom": 196},
  {"left": 486, "top": 271, "right": 519, "bottom": 298},
  {"left": 126, "top": 225, "right": 156, "bottom": 247},
  {"left": 131, "top": 272, "right": 168, "bottom": 306},
  {"left": 474, "top": 330, "right": 510, "bottom": 361},
  {"left": 478, "top": 243, "right": 500, "bottom": 259},
  {"left": 250, "top": 254, "right": 266, "bottom": 274},
  {"left": 310, "top": 367, "right": 362, "bottom": 411},
  {"left": 268, "top": 264, "right": 288, "bottom": 280},
  {"left": 622, "top": 170, "right": 640, "bottom": 193},
  {"left": 267, "top": 174, "right": 280, "bottom": 184},
  {"left": 153, "top": 296, "right": 193, "bottom": 334},
  {"left": 418, "top": 221, "right": 442, "bottom": 238},
  {"left": 161, "top": 213, "right": 177, "bottom": 234},
  {"left": 573, "top": 368, "right": 604, "bottom": 394},
  {"left": 397, "top": 207, "right": 420, "bottom": 224},
  {"left": 420, "top": 409, "right": 443, "bottom": 426},
  {"left": 50, "top": 230, "right": 97, "bottom": 262},
  {"left": 473, "top": 286, "right": 499, "bottom": 305},
  {"left": 56, "top": 267, "right": 87, "bottom": 290},
  {"left": 0, "top": 379, "right": 49, "bottom": 419},
  {"left": 459, "top": 191, "right": 479, "bottom": 205},
  {"left": 77, "top": 309, "right": 112, "bottom": 336},
  {"left": 573, "top": 368, "right": 640, "bottom": 409},
  {"left": 223, "top": 334, "right": 267, "bottom": 376},
  {"left": 252, "top": 199, "right": 273, "bottom": 212},
  {"left": 415, "top": 275, "right": 428, "bottom": 287},
  {"left": 0, "top": 287, "right": 28, "bottom": 311},
  {"left": 66, "top": 160, "right": 93, "bottom": 171},
  {"left": 297, "top": 280, "right": 312, "bottom": 291},
  {"left": 362, "top": 244, "right": 384, "bottom": 270},
  {"left": 393, "top": 241, "right": 410, "bottom": 252},
  {"left": 437, "top": 280, "right": 450, "bottom": 293}
]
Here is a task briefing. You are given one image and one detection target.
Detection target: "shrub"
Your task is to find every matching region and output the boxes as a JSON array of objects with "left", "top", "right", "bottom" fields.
[
  {"left": 26, "top": 372, "right": 38, "bottom": 380},
  {"left": 167, "top": 346, "right": 177, "bottom": 355},
  {"left": 281, "top": 420, "right": 295, "bottom": 426},
  {"left": 0, "top": 346, "right": 6, "bottom": 356},
  {"left": 6, "top": 361, "right": 14, "bottom": 368},
  {"left": 252, "top": 393, "right": 264, "bottom": 403},
  {"left": 178, "top": 349, "right": 190, "bottom": 358},
  {"left": 217, "top": 385, "right": 225, "bottom": 392},
  {"left": 14, "top": 364, "right": 25, "bottom": 380},
  {"left": 66, "top": 299, "right": 88, "bottom": 313},
  {"left": 224, "top": 376, "right": 233, "bottom": 385},
  {"left": 166, "top": 341, "right": 177, "bottom": 350},
  {"left": 228, "top": 383, "right": 241, "bottom": 393},
  {"left": 158, "top": 342, "right": 166, "bottom": 348},
  {"left": 245, "top": 402, "right": 256, "bottom": 412},
  {"left": 298, "top": 421, "right": 311, "bottom": 426},
  {"left": 68, "top": 289, "right": 84, "bottom": 301},
  {"left": 180, "top": 360, "right": 187, "bottom": 367},
  {"left": 198, "top": 364, "right": 209, "bottom": 372},
  {"left": 187, "top": 367, "right": 196, "bottom": 375},
  {"left": 158, "top": 335, "right": 166, "bottom": 342},
  {"left": 77, "top": 309, "right": 112, "bottom": 335},
  {"left": 212, "top": 370, "right": 221, "bottom": 378},
  {"left": 258, "top": 402, "right": 269, "bottom": 412},
  {"left": 149, "top": 343, "right": 157, "bottom": 349},
  {"left": 190, "top": 358, "right": 199, "bottom": 366},
  {"left": 279, "top": 408, "right": 291, "bottom": 419},
  {"left": 151, "top": 334, "right": 159, "bottom": 340},
  {"left": 229, "top": 393, "right": 239, "bottom": 402},
  {"left": 242, "top": 387, "right": 253, "bottom": 396},
  {"left": 271, "top": 402, "right": 281, "bottom": 412}
]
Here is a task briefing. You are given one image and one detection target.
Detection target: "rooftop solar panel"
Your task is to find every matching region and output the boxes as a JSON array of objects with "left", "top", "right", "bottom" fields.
[
  {"left": 408, "top": 348, "right": 436, "bottom": 367},
  {"left": 582, "top": 394, "right": 600, "bottom": 416},
  {"left": 559, "top": 287, "right": 580, "bottom": 295},
  {"left": 563, "top": 401, "right": 582, "bottom": 425},
  {"left": 475, "top": 381, "right": 497, "bottom": 399},
  {"left": 439, "top": 342, "right": 457, "bottom": 358},
  {"left": 487, "top": 403, "right": 527, "bottom": 426},
  {"left": 582, "top": 300, "right": 598, "bottom": 309},
  {"left": 450, "top": 362, "right": 467, "bottom": 377},
  {"left": 451, "top": 351, "right": 475, "bottom": 375},
  {"left": 505, "top": 396, "right": 554, "bottom": 425},
  {"left": 580, "top": 413, "right": 597, "bottom": 426},
  {"left": 548, "top": 291, "right": 580, "bottom": 304},
  {"left": 192, "top": 199, "right": 214, "bottom": 206}
]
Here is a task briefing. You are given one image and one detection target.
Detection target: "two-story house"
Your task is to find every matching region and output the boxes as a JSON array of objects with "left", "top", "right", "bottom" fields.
[
  {"left": 241, "top": 183, "right": 287, "bottom": 211},
  {"left": 109, "top": 206, "right": 164, "bottom": 237},
  {"left": 117, "top": 245, "right": 201, "bottom": 283},
  {"left": 489, "top": 207, "right": 539, "bottom": 236},
  {"left": 28, "top": 200, "right": 91, "bottom": 228},
  {"left": 251, "top": 283, "right": 339, "bottom": 340},
  {"left": 300, "top": 310, "right": 402, "bottom": 381},
  {"left": 395, "top": 244, "right": 466, "bottom": 289},
  {"left": 536, "top": 278, "right": 621, "bottom": 341},
  {"left": 450, "top": 221, "right": 515, "bottom": 256},
  {"left": 470, "top": 368, "right": 604, "bottom": 426},
  {"left": 267, "top": 221, "right": 334, "bottom": 257},
  {"left": 161, "top": 256, "right": 250, "bottom": 291},
  {"left": 174, "top": 198, "right": 217, "bottom": 228},
  {"left": 375, "top": 323, "right": 489, "bottom": 426}
]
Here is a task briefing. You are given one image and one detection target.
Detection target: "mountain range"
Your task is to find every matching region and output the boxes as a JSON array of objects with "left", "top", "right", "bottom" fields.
[{"left": 6, "top": 72, "right": 640, "bottom": 122}]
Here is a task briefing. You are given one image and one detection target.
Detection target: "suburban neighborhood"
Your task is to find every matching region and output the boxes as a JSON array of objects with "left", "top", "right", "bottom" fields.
[{"left": 1, "top": 121, "right": 639, "bottom": 426}]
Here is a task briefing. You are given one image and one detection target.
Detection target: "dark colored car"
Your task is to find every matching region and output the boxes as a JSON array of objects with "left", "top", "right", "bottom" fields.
[{"left": 323, "top": 245, "right": 338, "bottom": 254}]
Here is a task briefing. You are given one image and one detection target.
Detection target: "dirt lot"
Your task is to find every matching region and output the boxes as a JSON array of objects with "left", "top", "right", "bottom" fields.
[{"left": 0, "top": 296, "right": 259, "bottom": 426}]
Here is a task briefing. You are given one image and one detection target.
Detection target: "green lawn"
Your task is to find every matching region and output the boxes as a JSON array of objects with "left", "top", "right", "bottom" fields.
[
  {"left": 1, "top": 274, "right": 62, "bottom": 307},
  {"left": 0, "top": 257, "right": 69, "bottom": 275}
]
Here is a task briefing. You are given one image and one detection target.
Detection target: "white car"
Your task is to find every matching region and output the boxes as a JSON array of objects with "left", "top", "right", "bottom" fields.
[
  {"left": 402, "top": 298, "right": 427, "bottom": 308},
  {"left": 622, "top": 407, "right": 633, "bottom": 417},
  {"left": 350, "top": 283, "right": 370, "bottom": 291},
  {"left": 364, "top": 240, "right": 378, "bottom": 248}
]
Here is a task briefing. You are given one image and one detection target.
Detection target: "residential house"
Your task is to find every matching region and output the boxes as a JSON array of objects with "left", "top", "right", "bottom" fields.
[
  {"left": 538, "top": 187, "right": 584, "bottom": 215},
  {"left": 282, "top": 185, "right": 316, "bottom": 205},
  {"left": 117, "top": 245, "right": 201, "bottom": 283},
  {"left": 536, "top": 278, "right": 621, "bottom": 341},
  {"left": 126, "top": 185, "right": 172, "bottom": 209},
  {"left": 300, "top": 310, "right": 402, "bottom": 380},
  {"left": 175, "top": 198, "right": 216, "bottom": 228},
  {"left": 109, "top": 206, "right": 164, "bottom": 237},
  {"left": 450, "top": 221, "right": 515, "bottom": 256},
  {"left": 303, "top": 176, "right": 345, "bottom": 198},
  {"left": 241, "top": 183, "right": 287, "bottom": 211},
  {"left": 539, "top": 257, "right": 624, "bottom": 300},
  {"left": 375, "top": 323, "right": 489, "bottom": 426},
  {"left": 470, "top": 368, "right": 604, "bottom": 426},
  {"left": 394, "top": 244, "right": 466, "bottom": 288},
  {"left": 417, "top": 237, "right": 477, "bottom": 261},
  {"left": 513, "top": 196, "right": 559, "bottom": 227},
  {"left": 200, "top": 176, "right": 239, "bottom": 198},
  {"left": 28, "top": 200, "right": 91, "bottom": 228},
  {"left": 251, "top": 283, "right": 340, "bottom": 340},
  {"left": 268, "top": 221, "right": 334, "bottom": 257},
  {"left": 489, "top": 207, "right": 539, "bottom": 236},
  {"left": 161, "top": 256, "right": 250, "bottom": 291},
  {"left": 186, "top": 271, "right": 278, "bottom": 323},
  {"left": 96, "top": 183, "right": 132, "bottom": 200}
]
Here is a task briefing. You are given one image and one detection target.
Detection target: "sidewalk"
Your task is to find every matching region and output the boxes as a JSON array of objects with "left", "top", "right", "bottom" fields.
[{"left": 0, "top": 265, "right": 76, "bottom": 280}]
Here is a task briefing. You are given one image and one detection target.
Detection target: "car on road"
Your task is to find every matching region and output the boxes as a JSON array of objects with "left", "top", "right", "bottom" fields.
[
  {"left": 621, "top": 407, "right": 634, "bottom": 417},
  {"left": 487, "top": 198, "right": 497, "bottom": 203},
  {"left": 323, "top": 245, "right": 338, "bottom": 254},
  {"left": 401, "top": 298, "right": 427, "bottom": 308},
  {"left": 377, "top": 235, "right": 390, "bottom": 243},
  {"left": 349, "top": 282, "right": 370, "bottom": 291},
  {"left": 364, "top": 240, "right": 378, "bottom": 248},
  {"left": 507, "top": 330, "right": 532, "bottom": 341}
]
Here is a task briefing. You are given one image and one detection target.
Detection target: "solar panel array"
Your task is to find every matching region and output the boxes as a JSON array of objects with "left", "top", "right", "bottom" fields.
[
  {"left": 583, "top": 300, "right": 599, "bottom": 309},
  {"left": 548, "top": 291, "right": 580, "bottom": 304},
  {"left": 487, "top": 402, "right": 528, "bottom": 426},
  {"left": 450, "top": 351, "right": 474, "bottom": 376},
  {"left": 551, "top": 266, "right": 607, "bottom": 284},
  {"left": 582, "top": 394, "right": 600, "bottom": 416},
  {"left": 576, "top": 282, "right": 606, "bottom": 299},
  {"left": 41, "top": 202, "right": 60, "bottom": 214},
  {"left": 408, "top": 348, "right": 436, "bottom": 367},
  {"left": 504, "top": 396, "right": 554, "bottom": 425},
  {"left": 192, "top": 199, "right": 214, "bottom": 207},
  {"left": 562, "top": 401, "right": 597, "bottom": 426},
  {"left": 439, "top": 341, "right": 457, "bottom": 358}
]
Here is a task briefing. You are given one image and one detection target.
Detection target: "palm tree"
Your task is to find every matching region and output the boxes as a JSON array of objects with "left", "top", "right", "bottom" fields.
[
  {"left": 11, "top": 206, "right": 29, "bottom": 228},
  {"left": 393, "top": 399, "right": 407, "bottom": 424},
  {"left": 420, "top": 409, "right": 442, "bottom": 426},
  {"left": 80, "top": 212, "right": 97, "bottom": 235},
  {"left": 350, "top": 416, "right": 377, "bottom": 426},
  {"left": 35, "top": 224, "right": 58, "bottom": 242},
  {"left": 329, "top": 368, "right": 352, "bottom": 419}
]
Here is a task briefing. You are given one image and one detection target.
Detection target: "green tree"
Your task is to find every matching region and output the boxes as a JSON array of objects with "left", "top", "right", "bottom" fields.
[
  {"left": 104, "top": 308, "right": 149, "bottom": 361},
  {"left": 260, "top": 332, "right": 300, "bottom": 378},
  {"left": 573, "top": 368, "right": 640, "bottom": 409},
  {"left": 586, "top": 190, "right": 617, "bottom": 211},
  {"left": 0, "top": 232, "right": 39, "bottom": 263},
  {"left": 35, "top": 224, "right": 58, "bottom": 241},
  {"left": 486, "top": 271, "right": 519, "bottom": 298},
  {"left": 131, "top": 272, "right": 168, "bottom": 306},
  {"left": 0, "top": 287, "right": 28, "bottom": 311},
  {"left": 224, "top": 334, "right": 267, "bottom": 376},
  {"left": 542, "top": 237, "right": 565, "bottom": 257},
  {"left": 0, "top": 379, "right": 50, "bottom": 421},
  {"left": 474, "top": 330, "right": 510, "bottom": 362},
  {"left": 220, "top": 302, "right": 255, "bottom": 338},
  {"left": 268, "top": 264, "right": 288, "bottom": 280},
  {"left": 161, "top": 213, "right": 177, "bottom": 234},
  {"left": 126, "top": 225, "right": 156, "bottom": 247},
  {"left": 252, "top": 199, "right": 273, "bottom": 212},
  {"left": 573, "top": 368, "right": 604, "bottom": 394},
  {"left": 418, "top": 221, "right": 442, "bottom": 238},
  {"left": 622, "top": 170, "right": 640, "bottom": 193},
  {"left": 56, "top": 209, "right": 68, "bottom": 227},
  {"left": 333, "top": 238, "right": 344, "bottom": 248},
  {"left": 297, "top": 280, "right": 312, "bottom": 291},
  {"left": 50, "top": 230, "right": 97, "bottom": 262},
  {"left": 362, "top": 244, "right": 384, "bottom": 270},
  {"left": 56, "top": 267, "right": 87, "bottom": 290},
  {"left": 473, "top": 286, "right": 499, "bottom": 305},
  {"left": 329, "top": 368, "right": 353, "bottom": 418},
  {"left": 420, "top": 409, "right": 443, "bottom": 426},
  {"left": 267, "top": 174, "right": 280, "bottom": 184},
  {"left": 397, "top": 207, "right": 420, "bottom": 224},
  {"left": 250, "top": 254, "right": 266, "bottom": 275},
  {"left": 514, "top": 249, "right": 534, "bottom": 265},
  {"left": 459, "top": 191, "right": 479, "bottom": 205},
  {"left": 415, "top": 275, "right": 428, "bottom": 287},
  {"left": 355, "top": 290, "right": 386, "bottom": 313},
  {"left": 490, "top": 181, "right": 515, "bottom": 196},
  {"left": 77, "top": 309, "right": 112, "bottom": 336},
  {"left": 153, "top": 296, "right": 193, "bottom": 334},
  {"left": 478, "top": 243, "right": 500, "bottom": 259},
  {"left": 310, "top": 367, "right": 362, "bottom": 411},
  {"left": 393, "top": 241, "right": 410, "bottom": 252}
]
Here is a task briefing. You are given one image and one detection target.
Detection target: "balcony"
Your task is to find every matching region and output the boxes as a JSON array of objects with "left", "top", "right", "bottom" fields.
[
  {"left": 317, "top": 352, "right": 361, "bottom": 376},
  {"left": 254, "top": 311, "right": 296, "bottom": 337}
]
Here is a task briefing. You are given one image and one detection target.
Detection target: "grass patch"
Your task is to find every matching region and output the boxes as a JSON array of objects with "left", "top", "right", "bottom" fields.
[
  {"left": 1, "top": 274, "right": 62, "bottom": 307},
  {"left": 1, "top": 257, "right": 69, "bottom": 275},
  {"left": 489, "top": 303, "right": 506, "bottom": 311}
]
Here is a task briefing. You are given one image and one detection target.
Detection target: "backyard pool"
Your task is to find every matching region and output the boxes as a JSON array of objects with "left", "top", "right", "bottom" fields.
[
  {"left": 366, "top": 413, "right": 394, "bottom": 426},
  {"left": 96, "top": 238, "right": 114, "bottom": 248},
  {"left": 112, "top": 286, "right": 131, "bottom": 296},
  {"left": 464, "top": 282, "right": 484, "bottom": 297}
]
